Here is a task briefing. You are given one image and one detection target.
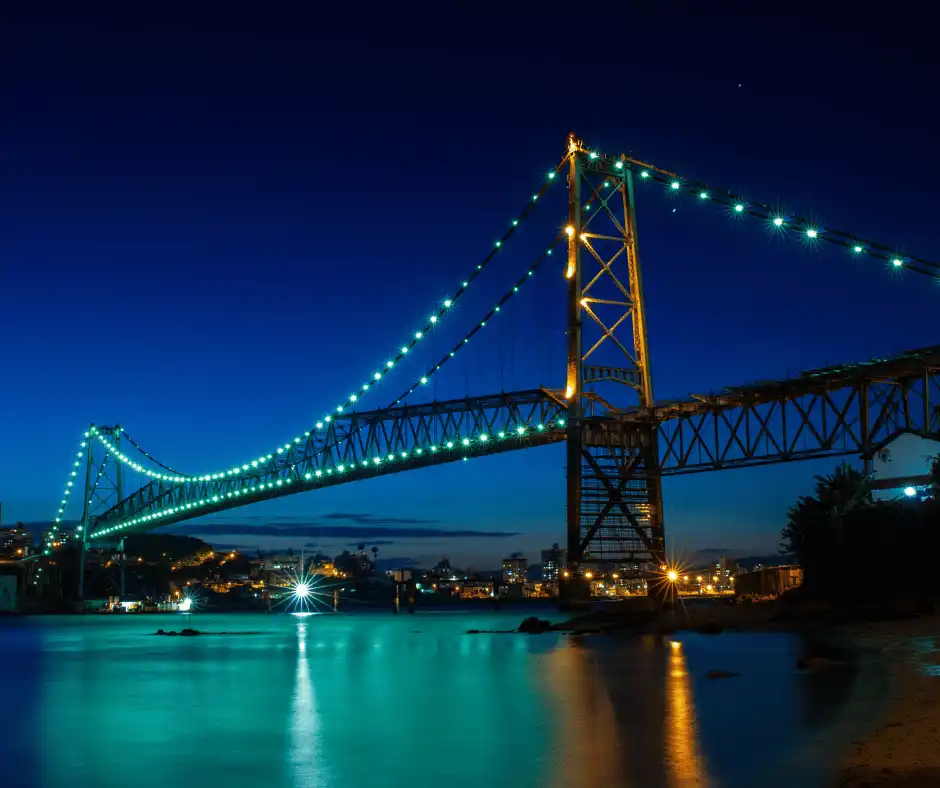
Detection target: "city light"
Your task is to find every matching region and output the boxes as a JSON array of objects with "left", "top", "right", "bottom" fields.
[
  {"left": 904, "top": 486, "right": 917, "bottom": 497},
  {"left": 294, "top": 582, "right": 311, "bottom": 599},
  {"left": 667, "top": 570, "right": 678, "bottom": 582}
]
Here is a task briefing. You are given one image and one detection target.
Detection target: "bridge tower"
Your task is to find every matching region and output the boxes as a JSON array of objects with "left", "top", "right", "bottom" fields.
[
  {"left": 564, "top": 134, "right": 666, "bottom": 585},
  {"left": 77, "top": 424, "right": 125, "bottom": 599}
]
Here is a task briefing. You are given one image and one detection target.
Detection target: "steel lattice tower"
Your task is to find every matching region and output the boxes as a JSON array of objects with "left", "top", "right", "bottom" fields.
[{"left": 564, "top": 134, "right": 666, "bottom": 580}]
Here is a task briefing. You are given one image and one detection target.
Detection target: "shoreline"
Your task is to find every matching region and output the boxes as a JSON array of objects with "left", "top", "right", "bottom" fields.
[{"left": 835, "top": 615, "right": 940, "bottom": 787}]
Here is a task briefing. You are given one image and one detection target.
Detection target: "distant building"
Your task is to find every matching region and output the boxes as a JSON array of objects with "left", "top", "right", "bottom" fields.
[
  {"left": 456, "top": 580, "right": 494, "bottom": 599},
  {"left": 735, "top": 566, "right": 803, "bottom": 598},
  {"left": 541, "top": 543, "right": 566, "bottom": 583},
  {"left": 0, "top": 526, "right": 33, "bottom": 558},
  {"left": 502, "top": 554, "right": 527, "bottom": 585}
]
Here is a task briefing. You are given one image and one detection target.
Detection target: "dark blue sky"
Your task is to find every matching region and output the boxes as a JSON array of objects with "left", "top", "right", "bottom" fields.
[{"left": 2, "top": 8, "right": 938, "bottom": 567}]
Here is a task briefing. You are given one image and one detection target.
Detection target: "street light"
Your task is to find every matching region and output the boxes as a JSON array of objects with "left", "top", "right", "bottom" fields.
[
  {"left": 904, "top": 486, "right": 917, "bottom": 498},
  {"left": 667, "top": 570, "right": 678, "bottom": 582}
]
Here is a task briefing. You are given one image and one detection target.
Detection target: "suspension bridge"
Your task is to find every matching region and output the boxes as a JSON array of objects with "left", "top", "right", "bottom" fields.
[{"left": 37, "top": 134, "right": 940, "bottom": 598}]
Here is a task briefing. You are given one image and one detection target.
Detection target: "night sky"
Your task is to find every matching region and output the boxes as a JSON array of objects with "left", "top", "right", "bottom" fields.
[{"left": 2, "top": 8, "right": 938, "bottom": 568}]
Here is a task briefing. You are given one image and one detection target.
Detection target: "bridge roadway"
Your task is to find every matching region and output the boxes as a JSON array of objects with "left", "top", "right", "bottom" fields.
[{"left": 87, "top": 343, "right": 940, "bottom": 541}]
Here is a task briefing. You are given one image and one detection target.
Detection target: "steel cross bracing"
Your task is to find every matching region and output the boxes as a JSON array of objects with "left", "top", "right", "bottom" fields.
[
  {"left": 565, "top": 135, "right": 664, "bottom": 571},
  {"left": 647, "top": 343, "right": 940, "bottom": 473},
  {"left": 87, "top": 390, "right": 567, "bottom": 539}
]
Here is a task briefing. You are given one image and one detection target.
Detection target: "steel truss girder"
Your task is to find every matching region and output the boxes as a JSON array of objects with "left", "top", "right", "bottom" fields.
[
  {"left": 88, "top": 390, "right": 566, "bottom": 539},
  {"left": 84, "top": 346, "right": 940, "bottom": 542},
  {"left": 613, "top": 355, "right": 940, "bottom": 473}
]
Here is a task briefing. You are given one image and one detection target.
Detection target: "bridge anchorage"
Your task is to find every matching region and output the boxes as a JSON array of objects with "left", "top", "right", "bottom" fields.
[{"left": 37, "top": 133, "right": 940, "bottom": 602}]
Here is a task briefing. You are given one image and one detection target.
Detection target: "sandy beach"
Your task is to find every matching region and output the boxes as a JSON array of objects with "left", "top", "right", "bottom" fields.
[{"left": 834, "top": 615, "right": 940, "bottom": 787}]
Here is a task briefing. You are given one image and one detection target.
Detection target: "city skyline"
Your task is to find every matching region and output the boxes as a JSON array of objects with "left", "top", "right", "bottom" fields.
[{"left": 3, "top": 10, "right": 939, "bottom": 566}]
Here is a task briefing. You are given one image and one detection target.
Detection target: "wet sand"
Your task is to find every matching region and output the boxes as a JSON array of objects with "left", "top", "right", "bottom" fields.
[{"left": 836, "top": 615, "right": 940, "bottom": 787}]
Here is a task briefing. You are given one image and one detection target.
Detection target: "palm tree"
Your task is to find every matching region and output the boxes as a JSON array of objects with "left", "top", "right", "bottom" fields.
[
  {"left": 371, "top": 545, "right": 378, "bottom": 566},
  {"left": 780, "top": 463, "right": 871, "bottom": 592}
]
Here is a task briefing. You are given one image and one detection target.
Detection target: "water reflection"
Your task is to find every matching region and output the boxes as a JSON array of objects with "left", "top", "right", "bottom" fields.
[
  {"left": 291, "top": 623, "right": 326, "bottom": 787},
  {"left": 543, "top": 636, "right": 710, "bottom": 787},
  {"left": 665, "top": 641, "right": 710, "bottom": 787},
  {"left": 0, "top": 614, "right": 886, "bottom": 788}
]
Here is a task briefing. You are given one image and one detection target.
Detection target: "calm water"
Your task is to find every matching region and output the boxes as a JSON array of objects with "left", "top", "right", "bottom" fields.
[{"left": 0, "top": 611, "right": 886, "bottom": 787}]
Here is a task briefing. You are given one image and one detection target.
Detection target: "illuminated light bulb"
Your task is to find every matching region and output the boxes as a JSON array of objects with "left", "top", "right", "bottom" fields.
[
  {"left": 699, "top": 191, "right": 709, "bottom": 199},
  {"left": 892, "top": 258, "right": 904, "bottom": 268},
  {"left": 386, "top": 361, "right": 394, "bottom": 368},
  {"left": 516, "top": 426, "right": 525, "bottom": 435},
  {"left": 734, "top": 204, "right": 744, "bottom": 212},
  {"left": 566, "top": 265, "right": 575, "bottom": 279},
  {"left": 603, "top": 181, "right": 609, "bottom": 188},
  {"left": 548, "top": 172, "right": 555, "bottom": 179},
  {"left": 374, "top": 372, "right": 382, "bottom": 380},
  {"left": 350, "top": 394, "right": 357, "bottom": 402},
  {"left": 565, "top": 384, "right": 573, "bottom": 399},
  {"left": 806, "top": 228, "right": 818, "bottom": 239},
  {"left": 430, "top": 316, "right": 438, "bottom": 324},
  {"left": 479, "top": 434, "right": 488, "bottom": 442},
  {"left": 462, "top": 281, "right": 468, "bottom": 287},
  {"left": 589, "top": 151, "right": 598, "bottom": 159},
  {"left": 420, "top": 377, "right": 428, "bottom": 384},
  {"left": 415, "top": 331, "right": 423, "bottom": 339},
  {"left": 294, "top": 582, "right": 311, "bottom": 599},
  {"left": 670, "top": 181, "right": 680, "bottom": 190},
  {"left": 565, "top": 225, "right": 574, "bottom": 237},
  {"left": 401, "top": 346, "right": 408, "bottom": 354},
  {"left": 773, "top": 217, "right": 784, "bottom": 227},
  {"left": 512, "top": 220, "right": 518, "bottom": 226},
  {"left": 446, "top": 441, "right": 454, "bottom": 449},
  {"left": 495, "top": 241, "right": 501, "bottom": 247},
  {"left": 640, "top": 171, "right": 649, "bottom": 178},
  {"left": 615, "top": 161, "right": 623, "bottom": 169},
  {"left": 558, "top": 419, "right": 566, "bottom": 426},
  {"left": 462, "top": 438, "right": 470, "bottom": 446},
  {"left": 580, "top": 234, "right": 587, "bottom": 242},
  {"left": 904, "top": 486, "right": 917, "bottom": 497},
  {"left": 853, "top": 245, "right": 863, "bottom": 253}
]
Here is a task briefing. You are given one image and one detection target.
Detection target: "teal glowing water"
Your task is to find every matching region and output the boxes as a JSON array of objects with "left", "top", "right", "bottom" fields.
[{"left": 0, "top": 612, "right": 884, "bottom": 787}]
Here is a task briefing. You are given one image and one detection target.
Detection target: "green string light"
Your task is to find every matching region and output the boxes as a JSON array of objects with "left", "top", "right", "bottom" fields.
[
  {"left": 44, "top": 431, "right": 90, "bottom": 548},
  {"left": 590, "top": 150, "right": 940, "bottom": 281},
  {"left": 93, "top": 152, "right": 572, "bottom": 487}
]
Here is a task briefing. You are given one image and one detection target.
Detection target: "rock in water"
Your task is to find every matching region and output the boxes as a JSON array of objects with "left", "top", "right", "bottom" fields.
[{"left": 518, "top": 617, "right": 552, "bottom": 634}]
